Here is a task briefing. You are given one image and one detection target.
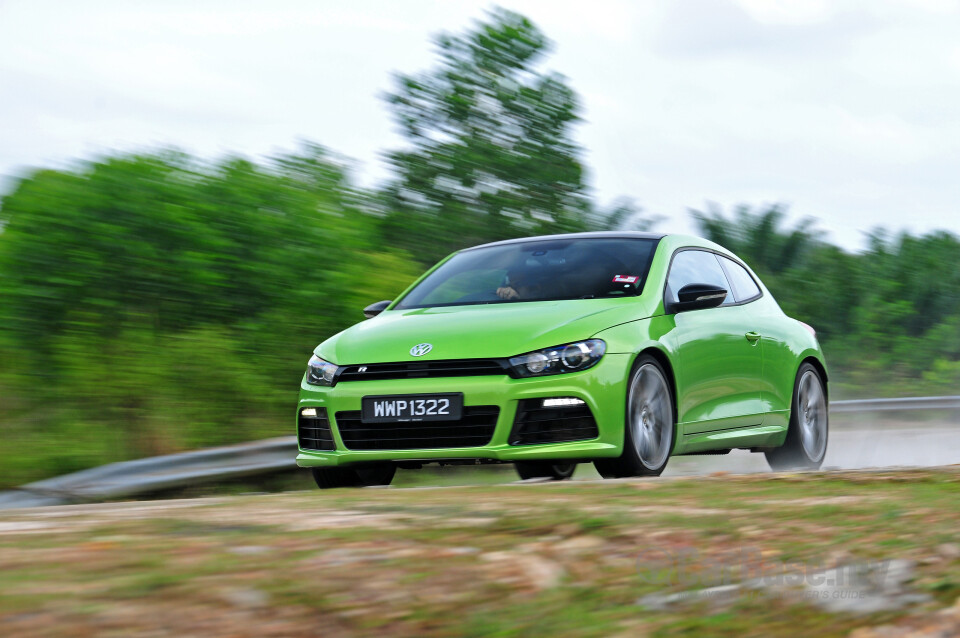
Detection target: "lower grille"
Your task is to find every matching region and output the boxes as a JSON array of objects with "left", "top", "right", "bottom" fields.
[
  {"left": 509, "top": 399, "right": 599, "bottom": 445},
  {"left": 298, "top": 408, "right": 335, "bottom": 451},
  {"left": 334, "top": 406, "right": 499, "bottom": 450}
]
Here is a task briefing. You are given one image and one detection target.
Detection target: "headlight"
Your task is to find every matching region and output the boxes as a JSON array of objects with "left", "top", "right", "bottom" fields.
[
  {"left": 306, "top": 354, "right": 339, "bottom": 386},
  {"left": 508, "top": 339, "right": 606, "bottom": 377}
]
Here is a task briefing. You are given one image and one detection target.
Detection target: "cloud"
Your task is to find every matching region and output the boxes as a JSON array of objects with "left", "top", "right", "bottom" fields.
[{"left": 0, "top": 0, "right": 958, "bottom": 248}]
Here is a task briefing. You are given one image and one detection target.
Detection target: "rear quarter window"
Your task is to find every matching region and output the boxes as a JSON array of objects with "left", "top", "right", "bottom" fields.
[{"left": 719, "top": 256, "right": 762, "bottom": 302}]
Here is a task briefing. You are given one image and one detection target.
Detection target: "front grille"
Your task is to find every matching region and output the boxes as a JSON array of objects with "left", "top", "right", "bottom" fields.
[
  {"left": 336, "top": 359, "right": 506, "bottom": 383},
  {"left": 298, "top": 408, "right": 335, "bottom": 451},
  {"left": 509, "top": 399, "right": 599, "bottom": 445},
  {"left": 334, "top": 406, "right": 499, "bottom": 450}
]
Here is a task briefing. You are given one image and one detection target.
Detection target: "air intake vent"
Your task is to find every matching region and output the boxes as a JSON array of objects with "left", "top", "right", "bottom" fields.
[
  {"left": 509, "top": 398, "right": 599, "bottom": 445},
  {"left": 298, "top": 408, "right": 335, "bottom": 451},
  {"left": 334, "top": 406, "right": 499, "bottom": 450}
]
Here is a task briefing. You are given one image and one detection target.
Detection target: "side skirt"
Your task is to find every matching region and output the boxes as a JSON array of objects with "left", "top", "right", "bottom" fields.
[{"left": 673, "top": 423, "right": 787, "bottom": 455}]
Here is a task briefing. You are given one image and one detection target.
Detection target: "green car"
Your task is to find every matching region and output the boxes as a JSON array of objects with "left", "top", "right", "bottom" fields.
[{"left": 297, "top": 232, "right": 828, "bottom": 488}]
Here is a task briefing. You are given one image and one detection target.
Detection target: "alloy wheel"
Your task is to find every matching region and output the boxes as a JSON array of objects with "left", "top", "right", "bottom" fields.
[
  {"left": 797, "top": 370, "right": 827, "bottom": 462},
  {"left": 628, "top": 363, "right": 673, "bottom": 470}
]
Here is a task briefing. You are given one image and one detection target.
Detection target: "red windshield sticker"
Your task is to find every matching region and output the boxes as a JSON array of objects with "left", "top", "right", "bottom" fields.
[{"left": 613, "top": 275, "right": 639, "bottom": 284}]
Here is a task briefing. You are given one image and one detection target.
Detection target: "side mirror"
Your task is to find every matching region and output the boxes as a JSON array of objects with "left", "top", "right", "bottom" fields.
[
  {"left": 363, "top": 300, "right": 392, "bottom": 319},
  {"left": 669, "top": 284, "right": 727, "bottom": 314}
]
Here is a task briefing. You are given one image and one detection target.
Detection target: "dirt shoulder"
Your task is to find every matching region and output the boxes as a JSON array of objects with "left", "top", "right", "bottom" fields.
[{"left": 2, "top": 468, "right": 959, "bottom": 637}]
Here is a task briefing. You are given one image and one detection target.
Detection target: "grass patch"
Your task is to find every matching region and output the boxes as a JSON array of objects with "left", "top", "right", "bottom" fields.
[{"left": 0, "top": 467, "right": 958, "bottom": 636}]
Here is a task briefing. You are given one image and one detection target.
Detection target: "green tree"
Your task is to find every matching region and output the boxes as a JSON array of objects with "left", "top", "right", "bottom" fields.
[
  {"left": 382, "top": 8, "right": 589, "bottom": 264},
  {"left": 0, "top": 145, "right": 420, "bottom": 485}
]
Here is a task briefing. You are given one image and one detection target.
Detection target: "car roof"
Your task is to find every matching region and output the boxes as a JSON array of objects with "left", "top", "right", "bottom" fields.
[{"left": 463, "top": 231, "right": 669, "bottom": 252}]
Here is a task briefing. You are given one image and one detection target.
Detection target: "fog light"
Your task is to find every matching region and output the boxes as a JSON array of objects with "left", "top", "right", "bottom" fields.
[
  {"left": 301, "top": 408, "right": 317, "bottom": 417},
  {"left": 542, "top": 397, "right": 585, "bottom": 408}
]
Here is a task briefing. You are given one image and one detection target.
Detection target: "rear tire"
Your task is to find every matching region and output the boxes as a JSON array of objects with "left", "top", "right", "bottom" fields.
[
  {"left": 514, "top": 461, "right": 577, "bottom": 481},
  {"left": 312, "top": 464, "right": 396, "bottom": 489},
  {"left": 766, "top": 363, "right": 828, "bottom": 471},
  {"left": 595, "top": 355, "right": 675, "bottom": 478}
]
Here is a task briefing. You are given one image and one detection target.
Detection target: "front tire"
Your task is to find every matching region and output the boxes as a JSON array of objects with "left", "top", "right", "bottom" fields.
[
  {"left": 595, "top": 355, "right": 675, "bottom": 478},
  {"left": 514, "top": 461, "right": 577, "bottom": 481},
  {"left": 766, "top": 363, "right": 828, "bottom": 471},
  {"left": 312, "top": 464, "right": 396, "bottom": 489}
]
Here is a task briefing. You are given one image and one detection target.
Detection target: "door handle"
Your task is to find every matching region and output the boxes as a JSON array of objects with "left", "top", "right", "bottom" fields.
[{"left": 745, "top": 331, "right": 761, "bottom": 343}]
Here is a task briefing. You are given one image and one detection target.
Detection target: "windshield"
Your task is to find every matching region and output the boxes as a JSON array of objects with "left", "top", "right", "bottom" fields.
[{"left": 394, "top": 237, "right": 660, "bottom": 309}]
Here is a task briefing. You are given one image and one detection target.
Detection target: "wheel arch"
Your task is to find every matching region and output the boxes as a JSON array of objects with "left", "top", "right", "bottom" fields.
[
  {"left": 632, "top": 346, "right": 679, "bottom": 424},
  {"left": 594, "top": 345, "right": 679, "bottom": 476},
  {"left": 799, "top": 355, "right": 829, "bottom": 402}
]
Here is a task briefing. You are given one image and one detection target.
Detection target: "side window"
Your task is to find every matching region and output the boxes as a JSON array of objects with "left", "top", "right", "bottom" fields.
[
  {"left": 719, "top": 256, "right": 762, "bottom": 303},
  {"left": 666, "top": 250, "right": 734, "bottom": 305}
]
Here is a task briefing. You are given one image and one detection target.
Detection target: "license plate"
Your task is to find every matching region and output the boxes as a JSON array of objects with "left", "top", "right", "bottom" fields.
[{"left": 361, "top": 393, "right": 463, "bottom": 423}]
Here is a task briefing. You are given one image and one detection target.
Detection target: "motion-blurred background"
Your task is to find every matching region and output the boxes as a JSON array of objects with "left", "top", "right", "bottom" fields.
[{"left": 2, "top": 1, "right": 959, "bottom": 489}]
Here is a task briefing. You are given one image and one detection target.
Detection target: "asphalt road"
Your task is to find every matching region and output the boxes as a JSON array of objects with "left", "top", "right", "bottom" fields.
[
  {"left": 410, "top": 418, "right": 960, "bottom": 484},
  {"left": 661, "top": 421, "right": 960, "bottom": 477},
  {"left": 1, "top": 416, "right": 957, "bottom": 509}
]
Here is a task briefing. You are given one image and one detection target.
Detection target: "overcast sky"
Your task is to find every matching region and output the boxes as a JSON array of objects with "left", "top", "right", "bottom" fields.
[{"left": 2, "top": 0, "right": 959, "bottom": 249}]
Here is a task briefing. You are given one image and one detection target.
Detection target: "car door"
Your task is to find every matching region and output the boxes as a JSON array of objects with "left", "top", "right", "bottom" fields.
[
  {"left": 716, "top": 254, "right": 790, "bottom": 417},
  {"left": 664, "top": 249, "right": 765, "bottom": 433}
]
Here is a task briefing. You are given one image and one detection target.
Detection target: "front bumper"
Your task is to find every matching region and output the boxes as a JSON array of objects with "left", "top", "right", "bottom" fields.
[{"left": 296, "top": 353, "right": 631, "bottom": 467}]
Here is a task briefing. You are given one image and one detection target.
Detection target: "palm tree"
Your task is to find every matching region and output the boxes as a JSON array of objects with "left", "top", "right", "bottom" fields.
[{"left": 689, "top": 203, "right": 822, "bottom": 274}]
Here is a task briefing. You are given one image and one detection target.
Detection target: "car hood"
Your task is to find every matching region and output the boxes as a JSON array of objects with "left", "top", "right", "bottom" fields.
[{"left": 317, "top": 298, "right": 654, "bottom": 364}]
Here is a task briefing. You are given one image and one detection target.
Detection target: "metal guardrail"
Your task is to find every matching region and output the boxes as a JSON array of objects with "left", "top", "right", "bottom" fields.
[
  {"left": 829, "top": 396, "right": 960, "bottom": 413},
  {"left": 1, "top": 396, "right": 957, "bottom": 510},
  {"left": 0, "top": 437, "right": 298, "bottom": 510}
]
